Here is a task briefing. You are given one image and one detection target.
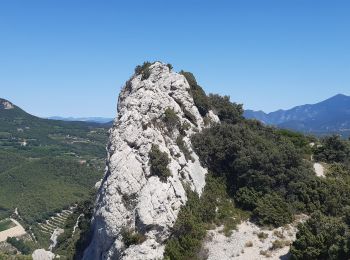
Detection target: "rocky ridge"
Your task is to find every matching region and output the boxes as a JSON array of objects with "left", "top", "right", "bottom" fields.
[{"left": 84, "top": 62, "right": 219, "bottom": 259}]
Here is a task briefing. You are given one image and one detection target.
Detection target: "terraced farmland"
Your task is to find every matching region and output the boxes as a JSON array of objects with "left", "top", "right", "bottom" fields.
[{"left": 36, "top": 206, "right": 76, "bottom": 250}]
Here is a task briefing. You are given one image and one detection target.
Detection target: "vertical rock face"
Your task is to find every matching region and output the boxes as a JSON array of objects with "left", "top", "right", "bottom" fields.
[{"left": 84, "top": 62, "right": 219, "bottom": 260}]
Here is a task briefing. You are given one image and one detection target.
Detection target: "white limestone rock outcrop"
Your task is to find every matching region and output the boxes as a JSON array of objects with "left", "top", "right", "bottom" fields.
[
  {"left": 202, "top": 215, "right": 308, "bottom": 260},
  {"left": 32, "top": 249, "right": 55, "bottom": 260},
  {"left": 84, "top": 62, "right": 217, "bottom": 259}
]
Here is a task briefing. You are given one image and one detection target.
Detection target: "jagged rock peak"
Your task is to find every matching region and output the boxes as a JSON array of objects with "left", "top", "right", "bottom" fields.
[{"left": 84, "top": 62, "right": 219, "bottom": 259}]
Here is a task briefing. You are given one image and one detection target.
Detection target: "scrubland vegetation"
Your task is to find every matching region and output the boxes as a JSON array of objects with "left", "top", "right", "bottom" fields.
[{"left": 164, "top": 71, "right": 350, "bottom": 260}]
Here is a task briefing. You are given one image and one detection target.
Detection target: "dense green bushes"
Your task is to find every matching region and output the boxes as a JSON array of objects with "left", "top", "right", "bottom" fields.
[
  {"left": 156, "top": 70, "right": 350, "bottom": 258},
  {"left": 314, "top": 135, "right": 350, "bottom": 164},
  {"left": 149, "top": 145, "right": 171, "bottom": 181},
  {"left": 191, "top": 120, "right": 350, "bottom": 228},
  {"left": 163, "top": 108, "right": 181, "bottom": 132},
  {"left": 180, "top": 71, "right": 210, "bottom": 117},
  {"left": 188, "top": 93, "right": 350, "bottom": 258},
  {"left": 253, "top": 193, "right": 293, "bottom": 227},
  {"left": 180, "top": 71, "right": 243, "bottom": 124},
  {"left": 121, "top": 228, "right": 146, "bottom": 248},
  {"left": 167, "top": 63, "right": 173, "bottom": 70},
  {"left": 291, "top": 212, "right": 350, "bottom": 259},
  {"left": 164, "top": 190, "right": 206, "bottom": 260},
  {"left": 208, "top": 94, "right": 243, "bottom": 124},
  {"left": 164, "top": 175, "right": 249, "bottom": 259},
  {"left": 276, "top": 129, "right": 314, "bottom": 157},
  {"left": 6, "top": 237, "right": 31, "bottom": 255},
  {"left": 135, "top": 62, "right": 152, "bottom": 80},
  {"left": 192, "top": 122, "right": 302, "bottom": 227}
]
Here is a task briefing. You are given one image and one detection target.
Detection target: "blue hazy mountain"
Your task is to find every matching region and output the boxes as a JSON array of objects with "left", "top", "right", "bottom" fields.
[
  {"left": 48, "top": 116, "right": 113, "bottom": 124},
  {"left": 244, "top": 94, "right": 350, "bottom": 136}
]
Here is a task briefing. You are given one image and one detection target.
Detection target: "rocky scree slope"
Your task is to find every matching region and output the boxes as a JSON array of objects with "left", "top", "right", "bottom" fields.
[{"left": 84, "top": 62, "right": 219, "bottom": 259}]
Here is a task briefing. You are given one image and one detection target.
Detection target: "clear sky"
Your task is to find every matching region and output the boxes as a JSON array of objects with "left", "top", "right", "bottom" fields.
[{"left": 1, "top": 0, "right": 349, "bottom": 117}]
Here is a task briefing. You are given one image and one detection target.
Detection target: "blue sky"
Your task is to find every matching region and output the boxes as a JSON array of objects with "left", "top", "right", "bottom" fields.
[{"left": 1, "top": 0, "right": 349, "bottom": 117}]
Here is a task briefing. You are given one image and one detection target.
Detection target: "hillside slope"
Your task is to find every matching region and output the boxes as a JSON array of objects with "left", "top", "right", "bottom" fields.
[
  {"left": 0, "top": 98, "right": 108, "bottom": 158},
  {"left": 0, "top": 98, "right": 108, "bottom": 232}
]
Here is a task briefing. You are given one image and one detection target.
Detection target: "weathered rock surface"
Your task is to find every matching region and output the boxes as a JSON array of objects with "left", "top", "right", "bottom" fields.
[
  {"left": 32, "top": 249, "right": 55, "bottom": 260},
  {"left": 313, "top": 162, "right": 325, "bottom": 178},
  {"left": 202, "top": 215, "right": 308, "bottom": 260},
  {"left": 84, "top": 62, "right": 218, "bottom": 259}
]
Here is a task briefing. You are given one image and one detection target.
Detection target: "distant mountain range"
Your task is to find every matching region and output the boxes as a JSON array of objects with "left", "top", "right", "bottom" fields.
[
  {"left": 47, "top": 116, "right": 113, "bottom": 124},
  {"left": 244, "top": 94, "right": 350, "bottom": 137}
]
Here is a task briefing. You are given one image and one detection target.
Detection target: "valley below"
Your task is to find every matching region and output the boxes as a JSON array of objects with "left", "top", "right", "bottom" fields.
[{"left": 0, "top": 98, "right": 108, "bottom": 259}]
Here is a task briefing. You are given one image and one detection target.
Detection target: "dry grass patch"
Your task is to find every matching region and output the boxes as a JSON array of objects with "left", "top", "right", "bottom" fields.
[{"left": 245, "top": 240, "right": 253, "bottom": 247}]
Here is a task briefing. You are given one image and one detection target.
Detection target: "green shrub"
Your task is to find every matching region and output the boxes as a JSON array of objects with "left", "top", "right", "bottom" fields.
[
  {"left": 167, "top": 63, "right": 173, "bottom": 71},
  {"left": 201, "top": 175, "right": 249, "bottom": 232},
  {"left": 135, "top": 62, "right": 152, "bottom": 80},
  {"left": 180, "top": 71, "right": 210, "bottom": 117},
  {"left": 327, "top": 163, "right": 349, "bottom": 179},
  {"left": 121, "top": 228, "right": 146, "bottom": 248},
  {"left": 257, "top": 232, "right": 268, "bottom": 240},
  {"left": 314, "top": 135, "right": 350, "bottom": 164},
  {"left": 163, "top": 108, "right": 180, "bottom": 132},
  {"left": 6, "top": 237, "right": 31, "bottom": 255},
  {"left": 271, "top": 239, "right": 288, "bottom": 250},
  {"left": 260, "top": 250, "right": 272, "bottom": 257},
  {"left": 276, "top": 129, "right": 313, "bottom": 156},
  {"left": 149, "top": 145, "right": 171, "bottom": 181},
  {"left": 253, "top": 193, "right": 293, "bottom": 227},
  {"left": 208, "top": 94, "right": 243, "bottom": 124},
  {"left": 164, "top": 190, "right": 206, "bottom": 260},
  {"left": 235, "top": 187, "right": 261, "bottom": 211},
  {"left": 164, "top": 175, "right": 250, "bottom": 259},
  {"left": 291, "top": 212, "right": 349, "bottom": 259},
  {"left": 176, "top": 136, "right": 193, "bottom": 162},
  {"left": 273, "top": 230, "right": 285, "bottom": 239},
  {"left": 180, "top": 70, "right": 197, "bottom": 87}
]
